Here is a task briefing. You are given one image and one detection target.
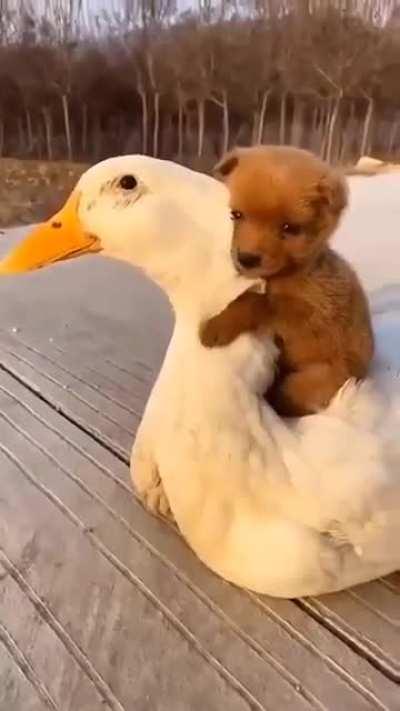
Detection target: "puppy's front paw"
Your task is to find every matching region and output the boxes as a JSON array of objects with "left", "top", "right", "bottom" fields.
[{"left": 200, "top": 317, "right": 235, "bottom": 348}]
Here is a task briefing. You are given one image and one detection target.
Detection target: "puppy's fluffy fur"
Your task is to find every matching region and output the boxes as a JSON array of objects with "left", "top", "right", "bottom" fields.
[{"left": 201, "top": 145, "right": 374, "bottom": 417}]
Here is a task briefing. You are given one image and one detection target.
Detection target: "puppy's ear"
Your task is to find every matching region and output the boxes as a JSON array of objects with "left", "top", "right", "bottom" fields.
[
  {"left": 213, "top": 149, "right": 239, "bottom": 181},
  {"left": 317, "top": 170, "right": 348, "bottom": 217}
]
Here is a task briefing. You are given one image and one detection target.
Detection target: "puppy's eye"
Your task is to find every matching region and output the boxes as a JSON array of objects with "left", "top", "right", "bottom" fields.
[
  {"left": 281, "top": 222, "right": 302, "bottom": 237},
  {"left": 231, "top": 210, "right": 243, "bottom": 221},
  {"left": 119, "top": 175, "right": 138, "bottom": 191}
]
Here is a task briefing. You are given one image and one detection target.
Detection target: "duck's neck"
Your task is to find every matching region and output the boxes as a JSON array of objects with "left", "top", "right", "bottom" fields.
[
  {"left": 165, "top": 311, "right": 277, "bottom": 400},
  {"left": 170, "top": 270, "right": 261, "bottom": 327}
]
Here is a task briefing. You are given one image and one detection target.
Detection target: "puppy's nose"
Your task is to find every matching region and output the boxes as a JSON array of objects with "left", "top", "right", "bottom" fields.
[{"left": 237, "top": 251, "right": 262, "bottom": 270}]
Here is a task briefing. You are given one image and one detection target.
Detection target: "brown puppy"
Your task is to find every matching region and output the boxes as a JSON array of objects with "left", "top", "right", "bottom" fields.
[{"left": 201, "top": 145, "right": 374, "bottom": 417}]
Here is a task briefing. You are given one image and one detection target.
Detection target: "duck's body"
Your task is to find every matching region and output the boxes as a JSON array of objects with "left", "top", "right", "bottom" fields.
[{"left": 2, "top": 154, "right": 399, "bottom": 598}]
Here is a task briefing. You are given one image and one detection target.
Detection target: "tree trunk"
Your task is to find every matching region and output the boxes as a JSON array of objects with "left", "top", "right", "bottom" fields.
[
  {"left": 256, "top": 90, "right": 269, "bottom": 144},
  {"left": 161, "top": 112, "right": 174, "bottom": 157},
  {"left": 325, "top": 95, "right": 341, "bottom": 163},
  {"left": 184, "top": 108, "right": 192, "bottom": 149},
  {"left": 139, "top": 89, "right": 148, "bottom": 154},
  {"left": 387, "top": 119, "right": 398, "bottom": 157},
  {"left": 152, "top": 91, "right": 160, "bottom": 157},
  {"left": 335, "top": 124, "right": 343, "bottom": 163},
  {"left": 177, "top": 94, "right": 184, "bottom": 160},
  {"left": 279, "top": 92, "right": 287, "bottom": 144},
  {"left": 342, "top": 100, "right": 356, "bottom": 163},
  {"left": 81, "top": 103, "right": 88, "bottom": 156},
  {"left": 17, "top": 117, "right": 25, "bottom": 154},
  {"left": 197, "top": 99, "right": 205, "bottom": 158},
  {"left": 360, "top": 97, "right": 374, "bottom": 157},
  {"left": 339, "top": 128, "right": 349, "bottom": 163},
  {"left": 251, "top": 109, "right": 259, "bottom": 145},
  {"left": 290, "top": 96, "right": 305, "bottom": 147},
  {"left": 93, "top": 114, "right": 102, "bottom": 160},
  {"left": 340, "top": 109, "right": 354, "bottom": 164},
  {"left": 222, "top": 91, "right": 229, "bottom": 154},
  {"left": 25, "top": 108, "right": 33, "bottom": 154},
  {"left": 312, "top": 104, "right": 319, "bottom": 133},
  {"left": 211, "top": 92, "right": 229, "bottom": 154},
  {"left": 319, "top": 102, "right": 330, "bottom": 158},
  {"left": 37, "top": 120, "right": 45, "bottom": 160},
  {"left": 61, "top": 93, "right": 73, "bottom": 161},
  {"left": 42, "top": 107, "right": 53, "bottom": 161},
  {"left": 309, "top": 103, "right": 320, "bottom": 152},
  {"left": 117, "top": 114, "right": 125, "bottom": 153}
]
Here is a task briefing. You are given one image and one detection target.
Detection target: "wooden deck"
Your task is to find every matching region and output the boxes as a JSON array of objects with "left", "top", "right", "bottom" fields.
[{"left": 0, "top": 233, "right": 399, "bottom": 711}]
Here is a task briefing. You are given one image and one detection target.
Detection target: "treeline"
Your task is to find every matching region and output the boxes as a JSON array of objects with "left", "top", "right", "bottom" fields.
[{"left": 0, "top": 0, "right": 400, "bottom": 168}]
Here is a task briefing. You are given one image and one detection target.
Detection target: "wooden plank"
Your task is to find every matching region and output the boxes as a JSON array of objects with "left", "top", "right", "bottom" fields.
[
  {"left": 0, "top": 378, "right": 324, "bottom": 709},
  {"left": 1, "top": 340, "right": 142, "bottom": 430},
  {"left": 14, "top": 335, "right": 152, "bottom": 417},
  {"left": 300, "top": 588, "right": 400, "bottom": 681},
  {"left": 0, "top": 427, "right": 270, "bottom": 711},
  {"left": 0, "top": 640, "right": 50, "bottom": 711},
  {"left": 0, "top": 371, "right": 398, "bottom": 710},
  {"left": 0, "top": 385, "right": 311, "bottom": 711},
  {"left": 0, "top": 328, "right": 154, "bottom": 415},
  {"left": 0, "top": 345, "right": 133, "bottom": 458},
  {"left": 0, "top": 569, "right": 113, "bottom": 710},
  {"left": 382, "top": 574, "right": 400, "bottom": 593},
  {"left": 0, "top": 253, "right": 172, "bottom": 374},
  {"left": 1, "top": 330, "right": 399, "bottom": 690}
]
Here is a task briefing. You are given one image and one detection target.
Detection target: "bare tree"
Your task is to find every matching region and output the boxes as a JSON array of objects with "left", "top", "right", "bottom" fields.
[{"left": 1, "top": 0, "right": 400, "bottom": 166}]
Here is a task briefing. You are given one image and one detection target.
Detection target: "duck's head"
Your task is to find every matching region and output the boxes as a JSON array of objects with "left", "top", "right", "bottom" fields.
[{"left": 0, "top": 155, "right": 261, "bottom": 320}]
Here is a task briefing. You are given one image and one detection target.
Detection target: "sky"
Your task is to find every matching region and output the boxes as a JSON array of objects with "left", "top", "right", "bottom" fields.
[
  {"left": 76, "top": 0, "right": 193, "bottom": 32},
  {"left": 10, "top": 0, "right": 193, "bottom": 18},
  {"left": 85, "top": 0, "right": 192, "bottom": 14}
]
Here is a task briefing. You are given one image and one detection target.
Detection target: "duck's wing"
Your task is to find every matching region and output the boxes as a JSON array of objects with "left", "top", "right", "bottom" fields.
[{"left": 262, "top": 375, "right": 400, "bottom": 577}]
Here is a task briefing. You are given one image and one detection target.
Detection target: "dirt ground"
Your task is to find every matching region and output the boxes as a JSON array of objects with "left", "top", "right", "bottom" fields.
[
  {"left": 2, "top": 153, "right": 400, "bottom": 229},
  {"left": 0, "top": 158, "right": 88, "bottom": 227}
]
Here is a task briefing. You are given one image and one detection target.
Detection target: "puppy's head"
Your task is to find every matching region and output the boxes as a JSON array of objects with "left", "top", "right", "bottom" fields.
[{"left": 214, "top": 145, "right": 348, "bottom": 278}]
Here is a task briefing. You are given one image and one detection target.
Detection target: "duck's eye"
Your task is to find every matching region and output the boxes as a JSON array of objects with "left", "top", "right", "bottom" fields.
[
  {"left": 119, "top": 175, "right": 138, "bottom": 191},
  {"left": 281, "top": 222, "right": 302, "bottom": 237},
  {"left": 231, "top": 209, "right": 243, "bottom": 221}
]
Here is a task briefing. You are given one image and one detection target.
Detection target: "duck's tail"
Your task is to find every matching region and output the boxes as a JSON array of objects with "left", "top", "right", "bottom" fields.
[
  {"left": 326, "top": 377, "right": 385, "bottom": 429},
  {"left": 344, "top": 502, "right": 400, "bottom": 575},
  {"left": 327, "top": 375, "right": 400, "bottom": 446}
]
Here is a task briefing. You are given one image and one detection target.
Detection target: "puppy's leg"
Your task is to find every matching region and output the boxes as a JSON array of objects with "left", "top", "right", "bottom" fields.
[
  {"left": 268, "top": 363, "right": 347, "bottom": 418},
  {"left": 200, "top": 291, "right": 268, "bottom": 347}
]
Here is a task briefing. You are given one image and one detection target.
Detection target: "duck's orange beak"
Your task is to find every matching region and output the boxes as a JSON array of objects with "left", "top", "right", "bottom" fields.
[{"left": 0, "top": 191, "right": 101, "bottom": 274}]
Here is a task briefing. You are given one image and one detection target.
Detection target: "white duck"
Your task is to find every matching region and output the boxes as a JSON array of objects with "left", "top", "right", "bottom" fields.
[{"left": 1, "top": 155, "right": 399, "bottom": 598}]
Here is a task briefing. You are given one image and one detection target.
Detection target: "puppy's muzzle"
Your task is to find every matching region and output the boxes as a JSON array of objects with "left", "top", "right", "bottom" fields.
[{"left": 236, "top": 251, "right": 262, "bottom": 271}]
